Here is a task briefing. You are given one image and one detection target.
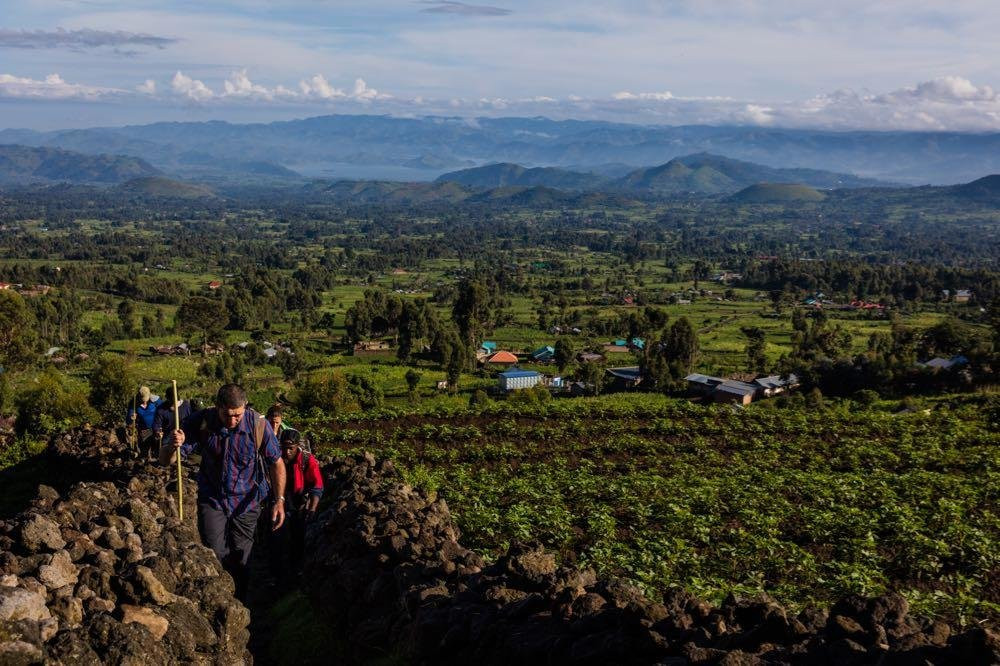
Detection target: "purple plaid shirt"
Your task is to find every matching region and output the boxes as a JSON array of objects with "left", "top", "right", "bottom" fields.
[{"left": 179, "top": 408, "right": 280, "bottom": 517}]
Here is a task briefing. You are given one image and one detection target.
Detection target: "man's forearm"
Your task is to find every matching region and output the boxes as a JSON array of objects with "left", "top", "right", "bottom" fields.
[{"left": 269, "top": 459, "right": 286, "bottom": 500}]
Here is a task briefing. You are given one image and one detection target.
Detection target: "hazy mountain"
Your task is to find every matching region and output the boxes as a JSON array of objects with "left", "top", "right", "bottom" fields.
[
  {"left": 436, "top": 163, "right": 608, "bottom": 190},
  {"left": 439, "top": 154, "right": 884, "bottom": 196},
  {"left": 949, "top": 174, "right": 1000, "bottom": 202},
  {"left": 0, "top": 144, "right": 161, "bottom": 184},
  {"left": 113, "top": 177, "right": 216, "bottom": 199},
  {"left": 4, "top": 115, "right": 1000, "bottom": 184},
  {"left": 728, "top": 183, "right": 826, "bottom": 203},
  {"left": 302, "top": 179, "right": 472, "bottom": 205}
]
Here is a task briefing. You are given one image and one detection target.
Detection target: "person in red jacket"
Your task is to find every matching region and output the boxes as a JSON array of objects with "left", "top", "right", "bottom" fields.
[{"left": 268, "top": 428, "right": 323, "bottom": 578}]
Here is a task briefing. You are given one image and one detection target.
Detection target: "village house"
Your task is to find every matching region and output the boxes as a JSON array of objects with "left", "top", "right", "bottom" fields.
[
  {"left": 713, "top": 380, "right": 758, "bottom": 406},
  {"left": 19, "top": 285, "right": 51, "bottom": 297},
  {"left": 685, "top": 373, "right": 799, "bottom": 403},
  {"left": 207, "top": 280, "right": 222, "bottom": 290},
  {"left": 577, "top": 352, "right": 605, "bottom": 364},
  {"left": 485, "top": 350, "right": 519, "bottom": 367},
  {"left": 531, "top": 345, "right": 555, "bottom": 363},
  {"left": 753, "top": 374, "right": 800, "bottom": 397},
  {"left": 606, "top": 366, "right": 643, "bottom": 390},
  {"left": 919, "top": 355, "right": 969, "bottom": 371},
  {"left": 684, "top": 373, "right": 725, "bottom": 396},
  {"left": 353, "top": 340, "right": 391, "bottom": 355},
  {"left": 498, "top": 368, "right": 542, "bottom": 391},
  {"left": 602, "top": 339, "right": 630, "bottom": 354}
]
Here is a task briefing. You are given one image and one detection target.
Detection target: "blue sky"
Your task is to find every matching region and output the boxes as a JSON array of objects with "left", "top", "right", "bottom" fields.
[{"left": 2, "top": 0, "right": 1000, "bottom": 130}]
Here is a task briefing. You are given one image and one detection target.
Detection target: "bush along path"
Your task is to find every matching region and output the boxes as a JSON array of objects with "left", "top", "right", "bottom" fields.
[{"left": 1, "top": 426, "right": 999, "bottom": 665}]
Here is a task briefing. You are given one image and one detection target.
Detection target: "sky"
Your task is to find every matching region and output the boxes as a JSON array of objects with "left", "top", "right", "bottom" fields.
[{"left": 2, "top": 0, "right": 1000, "bottom": 131}]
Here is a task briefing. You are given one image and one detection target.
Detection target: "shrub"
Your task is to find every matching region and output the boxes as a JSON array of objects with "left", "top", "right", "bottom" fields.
[
  {"left": 469, "top": 389, "right": 490, "bottom": 408},
  {"left": 88, "top": 354, "right": 136, "bottom": 424},
  {"left": 294, "top": 371, "right": 359, "bottom": 415},
  {"left": 17, "top": 368, "right": 97, "bottom": 435}
]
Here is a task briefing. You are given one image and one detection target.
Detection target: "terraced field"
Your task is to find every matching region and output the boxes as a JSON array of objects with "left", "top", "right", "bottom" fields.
[{"left": 305, "top": 393, "right": 1000, "bottom": 623}]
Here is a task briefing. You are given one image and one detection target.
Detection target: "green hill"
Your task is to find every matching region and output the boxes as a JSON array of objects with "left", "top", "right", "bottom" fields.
[
  {"left": 728, "top": 183, "right": 826, "bottom": 203},
  {"left": 616, "top": 153, "right": 884, "bottom": 195},
  {"left": 436, "top": 163, "right": 607, "bottom": 190},
  {"left": 0, "top": 144, "right": 161, "bottom": 185},
  {"left": 304, "top": 179, "right": 472, "bottom": 205},
  {"left": 114, "top": 177, "right": 216, "bottom": 199},
  {"left": 950, "top": 174, "right": 1000, "bottom": 201}
]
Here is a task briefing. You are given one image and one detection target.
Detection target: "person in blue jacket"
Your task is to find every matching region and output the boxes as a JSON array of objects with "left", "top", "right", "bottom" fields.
[{"left": 127, "top": 385, "right": 161, "bottom": 460}]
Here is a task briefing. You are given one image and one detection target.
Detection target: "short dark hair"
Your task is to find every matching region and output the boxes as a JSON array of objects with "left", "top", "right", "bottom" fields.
[
  {"left": 216, "top": 384, "right": 247, "bottom": 409},
  {"left": 280, "top": 429, "right": 301, "bottom": 446},
  {"left": 266, "top": 403, "right": 283, "bottom": 419}
]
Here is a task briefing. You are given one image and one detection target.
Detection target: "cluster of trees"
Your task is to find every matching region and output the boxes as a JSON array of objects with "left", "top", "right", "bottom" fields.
[
  {"left": 772, "top": 308, "right": 996, "bottom": 398},
  {"left": 740, "top": 259, "right": 999, "bottom": 304}
]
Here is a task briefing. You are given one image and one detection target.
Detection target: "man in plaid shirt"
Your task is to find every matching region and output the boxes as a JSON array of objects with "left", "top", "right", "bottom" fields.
[{"left": 161, "top": 383, "right": 286, "bottom": 600}]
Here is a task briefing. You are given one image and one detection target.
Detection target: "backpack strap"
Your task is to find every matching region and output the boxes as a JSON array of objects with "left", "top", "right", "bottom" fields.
[
  {"left": 251, "top": 409, "right": 267, "bottom": 453},
  {"left": 299, "top": 450, "right": 311, "bottom": 474}
]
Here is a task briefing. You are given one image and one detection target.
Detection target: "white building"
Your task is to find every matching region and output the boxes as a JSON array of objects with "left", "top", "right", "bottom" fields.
[{"left": 498, "top": 369, "right": 542, "bottom": 391}]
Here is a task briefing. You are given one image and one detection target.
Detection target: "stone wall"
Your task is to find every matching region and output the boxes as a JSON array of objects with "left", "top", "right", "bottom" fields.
[
  {"left": 303, "top": 453, "right": 1000, "bottom": 665},
  {"left": 0, "top": 427, "right": 249, "bottom": 665}
]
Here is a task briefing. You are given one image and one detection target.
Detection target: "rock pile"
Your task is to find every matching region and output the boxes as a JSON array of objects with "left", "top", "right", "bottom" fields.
[
  {"left": 305, "top": 453, "right": 1000, "bottom": 665},
  {"left": 0, "top": 426, "right": 249, "bottom": 665}
]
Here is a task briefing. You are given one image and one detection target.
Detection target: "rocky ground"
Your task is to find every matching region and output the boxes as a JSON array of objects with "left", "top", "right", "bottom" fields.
[
  {"left": 1, "top": 427, "right": 998, "bottom": 665},
  {"left": 0, "top": 427, "right": 248, "bottom": 665}
]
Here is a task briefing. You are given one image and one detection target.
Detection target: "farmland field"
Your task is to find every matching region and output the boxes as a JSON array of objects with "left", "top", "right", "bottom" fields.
[{"left": 304, "top": 393, "right": 1000, "bottom": 623}]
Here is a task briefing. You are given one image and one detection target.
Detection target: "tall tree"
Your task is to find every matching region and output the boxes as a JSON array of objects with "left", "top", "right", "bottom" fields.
[
  {"left": 742, "top": 326, "right": 768, "bottom": 374},
  {"left": 554, "top": 337, "right": 575, "bottom": 372},
  {"left": 663, "top": 317, "right": 699, "bottom": 373},
  {"left": 176, "top": 296, "right": 227, "bottom": 350},
  {"left": 453, "top": 278, "right": 494, "bottom": 351},
  {"left": 0, "top": 290, "right": 37, "bottom": 371}
]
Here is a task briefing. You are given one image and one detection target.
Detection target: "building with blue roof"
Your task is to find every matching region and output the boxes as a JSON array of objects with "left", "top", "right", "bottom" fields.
[
  {"left": 531, "top": 345, "right": 555, "bottom": 362},
  {"left": 498, "top": 368, "right": 542, "bottom": 391}
]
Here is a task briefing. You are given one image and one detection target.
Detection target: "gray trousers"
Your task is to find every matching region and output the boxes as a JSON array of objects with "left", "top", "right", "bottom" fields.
[{"left": 197, "top": 501, "right": 260, "bottom": 600}]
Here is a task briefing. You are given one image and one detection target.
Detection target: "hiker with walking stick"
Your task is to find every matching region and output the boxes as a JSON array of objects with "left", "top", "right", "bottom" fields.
[
  {"left": 159, "top": 383, "right": 285, "bottom": 601},
  {"left": 127, "top": 386, "right": 161, "bottom": 460}
]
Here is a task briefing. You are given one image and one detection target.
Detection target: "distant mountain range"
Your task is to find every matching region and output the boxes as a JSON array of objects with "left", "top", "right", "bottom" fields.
[
  {"left": 437, "top": 154, "right": 887, "bottom": 195},
  {"left": 4, "top": 114, "right": 1000, "bottom": 184},
  {"left": 0, "top": 144, "right": 160, "bottom": 185}
]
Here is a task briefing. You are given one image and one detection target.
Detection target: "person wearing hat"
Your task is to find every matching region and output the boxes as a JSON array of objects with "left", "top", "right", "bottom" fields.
[
  {"left": 127, "top": 386, "right": 161, "bottom": 460},
  {"left": 154, "top": 384, "right": 197, "bottom": 447}
]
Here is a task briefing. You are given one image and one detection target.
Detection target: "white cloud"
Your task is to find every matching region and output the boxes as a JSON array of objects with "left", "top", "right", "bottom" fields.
[
  {"left": 299, "top": 74, "right": 345, "bottom": 100},
  {"left": 0, "top": 72, "right": 122, "bottom": 100},
  {"left": 170, "top": 70, "right": 213, "bottom": 101},
  {"left": 613, "top": 90, "right": 673, "bottom": 101},
  {"left": 223, "top": 68, "right": 275, "bottom": 100},
  {"left": 877, "top": 76, "right": 996, "bottom": 103},
  {"left": 351, "top": 77, "right": 379, "bottom": 100},
  {"left": 739, "top": 104, "right": 775, "bottom": 125},
  {"left": 6, "top": 66, "right": 1000, "bottom": 132}
]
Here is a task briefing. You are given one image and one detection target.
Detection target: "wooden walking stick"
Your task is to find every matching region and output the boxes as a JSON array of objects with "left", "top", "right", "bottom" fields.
[
  {"left": 173, "top": 380, "right": 183, "bottom": 520},
  {"left": 128, "top": 391, "right": 138, "bottom": 456}
]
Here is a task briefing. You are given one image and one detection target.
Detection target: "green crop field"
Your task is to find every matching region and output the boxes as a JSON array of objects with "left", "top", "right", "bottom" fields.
[{"left": 303, "top": 393, "right": 1000, "bottom": 624}]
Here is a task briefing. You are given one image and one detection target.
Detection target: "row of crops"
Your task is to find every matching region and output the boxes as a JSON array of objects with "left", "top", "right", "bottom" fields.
[{"left": 303, "top": 393, "right": 1000, "bottom": 623}]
